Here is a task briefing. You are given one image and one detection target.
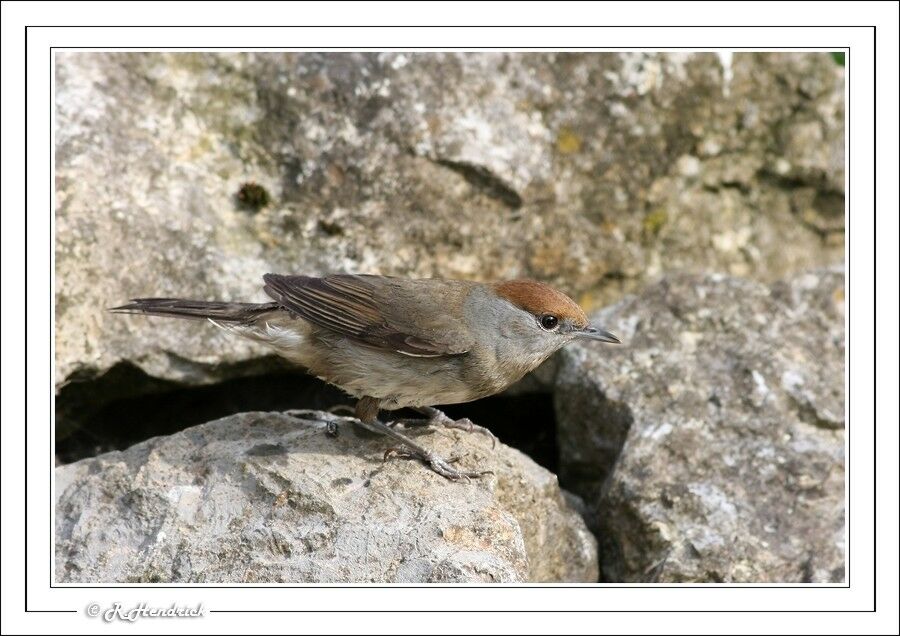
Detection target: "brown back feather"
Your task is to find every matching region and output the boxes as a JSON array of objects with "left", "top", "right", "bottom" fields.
[{"left": 262, "top": 274, "right": 474, "bottom": 357}]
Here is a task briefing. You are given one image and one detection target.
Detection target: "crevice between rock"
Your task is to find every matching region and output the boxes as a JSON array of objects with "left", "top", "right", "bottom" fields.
[
  {"left": 55, "top": 366, "right": 561, "bottom": 475},
  {"left": 553, "top": 378, "right": 636, "bottom": 581}
]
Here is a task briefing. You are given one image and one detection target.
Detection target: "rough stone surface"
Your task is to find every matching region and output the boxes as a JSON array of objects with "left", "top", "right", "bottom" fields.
[
  {"left": 55, "top": 411, "right": 597, "bottom": 583},
  {"left": 55, "top": 52, "right": 843, "bottom": 397},
  {"left": 554, "top": 268, "right": 845, "bottom": 582}
]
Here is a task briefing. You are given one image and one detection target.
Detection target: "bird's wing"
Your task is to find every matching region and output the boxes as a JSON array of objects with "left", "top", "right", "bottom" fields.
[{"left": 262, "top": 273, "right": 473, "bottom": 357}]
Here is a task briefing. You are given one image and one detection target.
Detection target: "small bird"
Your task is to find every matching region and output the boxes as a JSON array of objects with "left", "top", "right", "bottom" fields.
[{"left": 112, "top": 274, "right": 619, "bottom": 480}]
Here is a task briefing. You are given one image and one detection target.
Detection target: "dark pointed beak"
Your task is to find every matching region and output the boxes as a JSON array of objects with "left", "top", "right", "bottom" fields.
[{"left": 577, "top": 326, "right": 621, "bottom": 343}]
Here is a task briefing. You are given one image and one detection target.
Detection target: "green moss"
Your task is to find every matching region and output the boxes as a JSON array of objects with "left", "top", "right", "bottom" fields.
[
  {"left": 830, "top": 52, "right": 845, "bottom": 67},
  {"left": 643, "top": 208, "right": 668, "bottom": 236}
]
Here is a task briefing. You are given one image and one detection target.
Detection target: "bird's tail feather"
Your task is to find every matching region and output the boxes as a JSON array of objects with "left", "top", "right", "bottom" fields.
[{"left": 109, "top": 298, "right": 279, "bottom": 324}]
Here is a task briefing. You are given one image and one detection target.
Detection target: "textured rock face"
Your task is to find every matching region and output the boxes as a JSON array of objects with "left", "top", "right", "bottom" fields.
[
  {"left": 55, "top": 412, "right": 597, "bottom": 583},
  {"left": 55, "top": 52, "right": 843, "bottom": 395},
  {"left": 554, "top": 268, "right": 845, "bottom": 582},
  {"left": 54, "top": 52, "right": 846, "bottom": 584}
]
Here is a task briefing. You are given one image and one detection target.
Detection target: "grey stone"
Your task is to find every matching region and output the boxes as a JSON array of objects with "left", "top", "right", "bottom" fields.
[
  {"left": 554, "top": 268, "right": 844, "bottom": 582},
  {"left": 55, "top": 411, "right": 597, "bottom": 583},
  {"left": 55, "top": 52, "right": 843, "bottom": 399}
]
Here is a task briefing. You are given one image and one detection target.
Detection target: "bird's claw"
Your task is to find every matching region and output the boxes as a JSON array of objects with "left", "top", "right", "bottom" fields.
[
  {"left": 437, "top": 416, "right": 498, "bottom": 449},
  {"left": 383, "top": 446, "right": 492, "bottom": 481}
]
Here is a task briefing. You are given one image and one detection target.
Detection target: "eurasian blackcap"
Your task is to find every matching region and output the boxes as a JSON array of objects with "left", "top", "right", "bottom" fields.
[{"left": 113, "top": 274, "right": 619, "bottom": 480}]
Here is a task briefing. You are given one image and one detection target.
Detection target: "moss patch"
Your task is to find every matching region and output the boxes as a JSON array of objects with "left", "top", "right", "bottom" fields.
[
  {"left": 556, "top": 128, "right": 583, "bottom": 155},
  {"left": 642, "top": 208, "right": 668, "bottom": 236},
  {"left": 235, "top": 182, "right": 271, "bottom": 212}
]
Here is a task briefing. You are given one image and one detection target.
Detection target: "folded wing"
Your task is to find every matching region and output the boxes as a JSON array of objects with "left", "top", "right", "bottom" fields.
[{"left": 262, "top": 274, "right": 473, "bottom": 357}]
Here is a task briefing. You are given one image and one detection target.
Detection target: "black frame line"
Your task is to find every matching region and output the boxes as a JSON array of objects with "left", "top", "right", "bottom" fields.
[
  {"left": 21, "top": 24, "right": 882, "bottom": 29},
  {"left": 47, "top": 46, "right": 855, "bottom": 49},
  {"left": 26, "top": 25, "right": 865, "bottom": 616}
]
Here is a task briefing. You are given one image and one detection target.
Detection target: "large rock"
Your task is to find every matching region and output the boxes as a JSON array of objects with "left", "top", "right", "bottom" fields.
[
  {"left": 554, "top": 268, "right": 844, "bottom": 582},
  {"left": 55, "top": 52, "right": 843, "bottom": 399},
  {"left": 55, "top": 411, "right": 597, "bottom": 583}
]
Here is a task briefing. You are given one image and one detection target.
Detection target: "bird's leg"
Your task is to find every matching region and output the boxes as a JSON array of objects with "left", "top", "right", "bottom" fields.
[
  {"left": 390, "top": 406, "right": 497, "bottom": 449},
  {"left": 355, "top": 397, "right": 492, "bottom": 481}
]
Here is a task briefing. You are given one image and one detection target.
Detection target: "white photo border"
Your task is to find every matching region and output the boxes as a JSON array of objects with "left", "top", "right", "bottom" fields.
[{"left": 2, "top": 5, "right": 897, "bottom": 635}]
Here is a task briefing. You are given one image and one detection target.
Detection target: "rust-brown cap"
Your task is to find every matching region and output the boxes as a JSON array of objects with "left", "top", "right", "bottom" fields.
[{"left": 492, "top": 279, "right": 588, "bottom": 328}]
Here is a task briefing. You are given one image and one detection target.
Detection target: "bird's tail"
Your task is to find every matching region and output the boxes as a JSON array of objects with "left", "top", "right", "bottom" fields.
[{"left": 109, "top": 298, "right": 279, "bottom": 324}]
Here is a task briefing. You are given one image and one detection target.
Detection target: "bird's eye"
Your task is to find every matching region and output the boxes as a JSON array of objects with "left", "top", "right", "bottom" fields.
[{"left": 540, "top": 314, "right": 559, "bottom": 331}]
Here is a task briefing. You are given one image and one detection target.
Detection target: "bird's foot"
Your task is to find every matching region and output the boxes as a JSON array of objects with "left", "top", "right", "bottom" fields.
[
  {"left": 405, "top": 407, "right": 497, "bottom": 449},
  {"left": 383, "top": 446, "right": 493, "bottom": 482},
  {"left": 286, "top": 402, "right": 494, "bottom": 481},
  {"left": 352, "top": 416, "right": 492, "bottom": 482}
]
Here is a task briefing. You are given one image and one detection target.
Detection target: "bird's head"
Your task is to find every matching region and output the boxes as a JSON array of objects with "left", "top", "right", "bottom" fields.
[{"left": 481, "top": 279, "right": 620, "bottom": 372}]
